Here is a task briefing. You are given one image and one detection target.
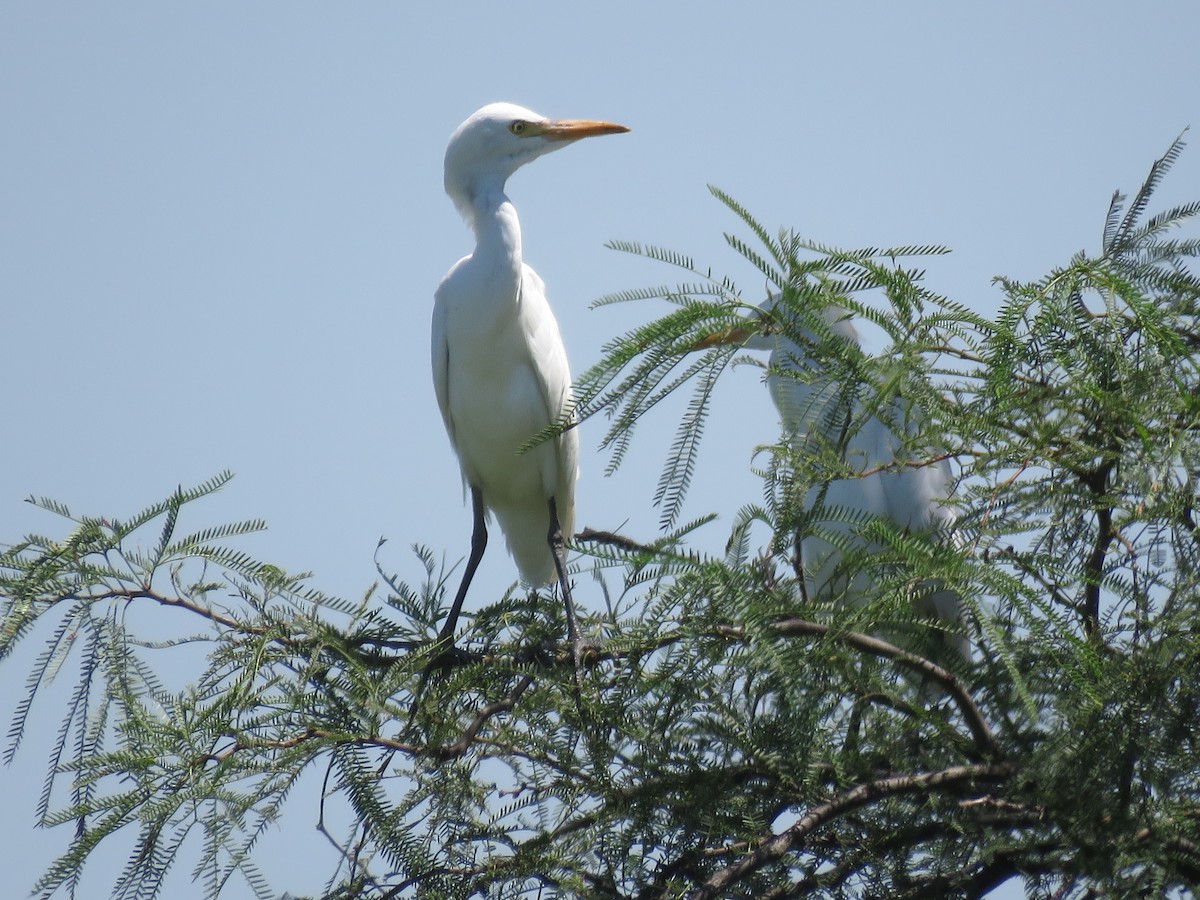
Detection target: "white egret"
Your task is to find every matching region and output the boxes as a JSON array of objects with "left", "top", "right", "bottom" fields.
[
  {"left": 431, "top": 102, "right": 628, "bottom": 660},
  {"left": 709, "top": 299, "right": 968, "bottom": 666}
]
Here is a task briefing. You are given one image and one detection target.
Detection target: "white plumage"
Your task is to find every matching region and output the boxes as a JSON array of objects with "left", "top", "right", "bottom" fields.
[
  {"left": 433, "top": 221, "right": 577, "bottom": 586},
  {"left": 740, "top": 299, "right": 968, "bottom": 662},
  {"left": 431, "top": 102, "right": 627, "bottom": 649}
]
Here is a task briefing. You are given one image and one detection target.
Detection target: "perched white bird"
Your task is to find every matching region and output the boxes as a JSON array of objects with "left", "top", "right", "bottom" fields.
[
  {"left": 431, "top": 102, "right": 628, "bottom": 657},
  {"left": 718, "top": 299, "right": 968, "bottom": 666}
]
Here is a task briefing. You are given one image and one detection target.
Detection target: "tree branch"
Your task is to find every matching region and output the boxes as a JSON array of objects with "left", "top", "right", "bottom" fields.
[
  {"left": 719, "top": 618, "right": 1000, "bottom": 759},
  {"left": 688, "top": 762, "right": 1016, "bottom": 900}
]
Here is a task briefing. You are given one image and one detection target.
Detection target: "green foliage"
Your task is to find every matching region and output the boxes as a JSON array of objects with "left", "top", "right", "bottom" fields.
[
  {"left": 3, "top": 138, "right": 1200, "bottom": 898},
  {"left": 576, "top": 186, "right": 961, "bottom": 532}
]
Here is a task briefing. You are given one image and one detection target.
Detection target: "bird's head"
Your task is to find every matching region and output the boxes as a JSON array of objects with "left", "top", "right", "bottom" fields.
[{"left": 444, "top": 102, "right": 628, "bottom": 217}]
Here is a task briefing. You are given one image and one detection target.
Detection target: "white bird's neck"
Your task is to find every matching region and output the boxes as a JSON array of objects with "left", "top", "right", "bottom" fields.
[
  {"left": 454, "top": 177, "right": 524, "bottom": 275},
  {"left": 474, "top": 195, "right": 523, "bottom": 268}
]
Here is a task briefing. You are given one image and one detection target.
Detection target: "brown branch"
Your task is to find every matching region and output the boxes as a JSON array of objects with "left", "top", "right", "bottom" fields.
[
  {"left": 688, "top": 761, "right": 1015, "bottom": 900},
  {"left": 892, "top": 841, "right": 1069, "bottom": 898},
  {"left": 398, "top": 614, "right": 998, "bottom": 757},
  {"left": 429, "top": 675, "right": 537, "bottom": 761},
  {"left": 575, "top": 527, "right": 657, "bottom": 554},
  {"left": 765, "top": 821, "right": 955, "bottom": 898},
  {"left": 201, "top": 728, "right": 419, "bottom": 765},
  {"left": 106, "top": 584, "right": 998, "bottom": 762},
  {"left": 1133, "top": 827, "right": 1200, "bottom": 883},
  {"left": 79, "top": 587, "right": 260, "bottom": 639},
  {"left": 85, "top": 586, "right": 423, "bottom": 671},
  {"left": 849, "top": 450, "right": 961, "bottom": 481},
  {"left": 1080, "top": 464, "right": 1116, "bottom": 640},
  {"left": 718, "top": 618, "right": 1000, "bottom": 759}
]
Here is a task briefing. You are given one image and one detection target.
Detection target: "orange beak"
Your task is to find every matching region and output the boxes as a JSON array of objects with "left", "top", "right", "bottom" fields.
[{"left": 541, "top": 118, "right": 630, "bottom": 141}]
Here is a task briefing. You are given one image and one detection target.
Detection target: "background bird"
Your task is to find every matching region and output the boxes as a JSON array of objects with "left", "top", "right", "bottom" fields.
[
  {"left": 709, "top": 297, "right": 968, "bottom": 669},
  {"left": 431, "top": 102, "right": 629, "bottom": 659}
]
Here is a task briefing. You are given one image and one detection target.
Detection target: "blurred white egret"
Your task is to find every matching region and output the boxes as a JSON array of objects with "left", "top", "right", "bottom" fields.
[
  {"left": 712, "top": 299, "right": 968, "bottom": 665},
  {"left": 431, "top": 102, "right": 628, "bottom": 659}
]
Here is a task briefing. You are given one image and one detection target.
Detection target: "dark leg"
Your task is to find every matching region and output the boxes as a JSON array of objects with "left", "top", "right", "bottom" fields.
[
  {"left": 548, "top": 496, "right": 584, "bottom": 667},
  {"left": 437, "top": 485, "right": 488, "bottom": 643},
  {"left": 406, "top": 486, "right": 487, "bottom": 733}
]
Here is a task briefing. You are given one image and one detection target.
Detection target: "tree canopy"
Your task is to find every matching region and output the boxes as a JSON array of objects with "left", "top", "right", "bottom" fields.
[{"left": 3, "top": 138, "right": 1200, "bottom": 899}]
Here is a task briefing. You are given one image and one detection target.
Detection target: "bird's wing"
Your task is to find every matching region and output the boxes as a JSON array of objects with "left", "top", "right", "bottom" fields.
[
  {"left": 519, "top": 263, "right": 579, "bottom": 530},
  {"left": 520, "top": 265, "right": 573, "bottom": 420},
  {"left": 431, "top": 287, "right": 456, "bottom": 449},
  {"left": 874, "top": 398, "right": 958, "bottom": 530}
]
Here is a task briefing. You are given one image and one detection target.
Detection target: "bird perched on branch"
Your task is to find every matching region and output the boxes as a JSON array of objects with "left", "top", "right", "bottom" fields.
[
  {"left": 703, "top": 297, "right": 968, "bottom": 668},
  {"left": 431, "top": 102, "right": 628, "bottom": 662}
]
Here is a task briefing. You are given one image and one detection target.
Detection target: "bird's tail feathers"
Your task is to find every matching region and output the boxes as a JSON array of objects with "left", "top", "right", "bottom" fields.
[{"left": 489, "top": 499, "right": 567, "bottom": 588}]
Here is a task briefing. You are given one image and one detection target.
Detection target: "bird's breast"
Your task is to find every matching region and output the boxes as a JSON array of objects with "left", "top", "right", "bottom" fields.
[{"left": 434, "top": 262, "right": 569, "bottom": 505}]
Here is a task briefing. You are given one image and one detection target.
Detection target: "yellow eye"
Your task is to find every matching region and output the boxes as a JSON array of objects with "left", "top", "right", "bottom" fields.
[{"left": 509, "top": 120, "right": 529, "bottom": 135}]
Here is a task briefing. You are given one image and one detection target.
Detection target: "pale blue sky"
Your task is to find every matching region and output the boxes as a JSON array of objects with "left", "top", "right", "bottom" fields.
[{"left": 2, "top": 2, "right": 1197, "bottom": 896}]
